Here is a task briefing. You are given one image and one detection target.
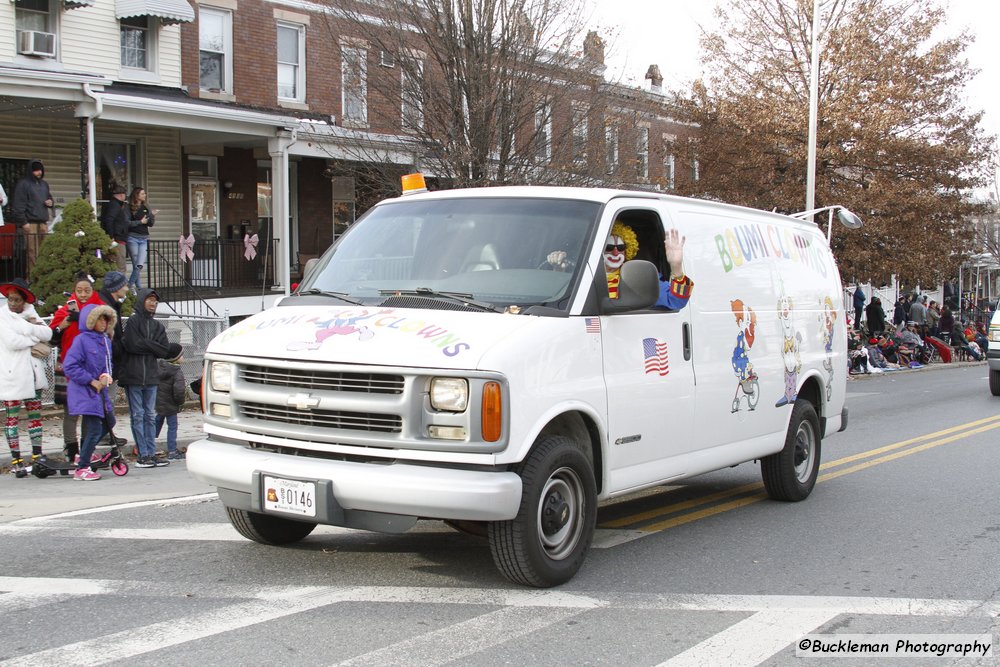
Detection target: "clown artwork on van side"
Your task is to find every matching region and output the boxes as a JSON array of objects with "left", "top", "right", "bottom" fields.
[
  {"left": 774, "top": 292, "right": 802, "bottom": 408},
  {"left": 730, "top": 298, "right": 759, "bottom": 413},
  {"left": 820, "top": 296, "right": 836, "bottom": 400}
]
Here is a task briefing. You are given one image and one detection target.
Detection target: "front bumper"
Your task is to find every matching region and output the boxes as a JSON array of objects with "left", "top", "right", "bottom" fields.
[{"left": 187, "top": 439, "right": 523, "bottom": 524}]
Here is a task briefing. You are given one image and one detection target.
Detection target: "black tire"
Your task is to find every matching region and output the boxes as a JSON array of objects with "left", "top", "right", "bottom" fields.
[
  {"left": 225, "top": 507, "right": 317, "bottom": 545},
  {"left": 990, "top": 369, "right": 1000, "bottom": 396},
  {"left": 488, "top": 435, "right": 597, "bottom": 587},
  {"left": 761, "top": 399, "right": 821, "bottom": 501}
]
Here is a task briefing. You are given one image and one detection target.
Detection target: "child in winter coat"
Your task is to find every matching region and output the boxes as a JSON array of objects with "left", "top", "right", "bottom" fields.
[
  {"left": 155, "top": 343, "right": 186, "bottom": 460},
  {"left": 62, "top": 304, "right": 117, "bottom": 481}
]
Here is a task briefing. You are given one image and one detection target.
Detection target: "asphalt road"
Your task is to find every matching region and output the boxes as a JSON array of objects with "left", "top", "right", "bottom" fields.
[{"left": 0, "top": 363, "right": 997, "bottom": 666}]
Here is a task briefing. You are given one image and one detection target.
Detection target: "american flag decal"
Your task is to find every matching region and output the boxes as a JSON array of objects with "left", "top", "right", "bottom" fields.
[
  {"left": 585, "top": 317, "right": 601, "bottom": 333},
  {"left": 642, "top": 337, "right": 670, "bottom": 376}
]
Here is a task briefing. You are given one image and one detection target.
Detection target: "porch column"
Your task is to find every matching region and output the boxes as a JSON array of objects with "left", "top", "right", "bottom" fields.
[
  {"left": 268, "top": 128, "right": 297, "bottom": 295},
  {"left": 75, "top": 84, "right": 102, "bottom": 211}
]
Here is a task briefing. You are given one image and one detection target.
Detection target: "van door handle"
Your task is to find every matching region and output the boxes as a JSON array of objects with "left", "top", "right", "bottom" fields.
[{"left": 683, "top": 322, "right": 691, "bottom": 361}]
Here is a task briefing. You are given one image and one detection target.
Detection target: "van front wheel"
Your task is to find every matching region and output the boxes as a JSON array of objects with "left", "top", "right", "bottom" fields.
[
  {"left": 761, "top": 400, "right": 821, "bottom": 501},
  {"left": 488, "top": 436, "right": 596, "bottom": 587},
  {"left": 989, "top": 369, "right": 1000, "bottom": 396},
  {"left": 225, "top": 507, "right": 316, "bottom": 545}
]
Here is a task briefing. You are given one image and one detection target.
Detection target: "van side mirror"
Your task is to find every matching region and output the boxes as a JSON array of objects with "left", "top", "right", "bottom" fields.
[{"left": 599, "top": 260, "right": 660, "bottom": 314}]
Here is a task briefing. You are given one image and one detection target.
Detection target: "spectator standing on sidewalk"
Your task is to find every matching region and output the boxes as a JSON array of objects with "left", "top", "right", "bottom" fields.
[
  {"left": 939, "top": 306, "right": 955, "bottom": 343},
  {"left": 63, "top": 303, "right": 117, "bottom": 481},
  {"left": 1, "top": 279, "right": 52, "bottom": 476},
  {"left": 97, "top": 271, "right": 129, "bottom": 380},
  {"left": 892, "top": 294, "right": 908, "bottom": 333},
  {"left": 909, "top": 295, "right": 927, "bottom": 328},
  {"left": 927, "top": 300, "right": 941, "bottom": 337},
  {"left": 49, "top": 271, "right": 104, "bottom": 463},
  {"left": 865, "top": 296, "right": 886, "bottom": 336},
  {"left": 10, "top": 159, "right": 54, "bottom": 277},
  {"left": 126, "top": 187, "right": 156, "bottom": 293},
  {"left": 119, "top": 288, "right": 171, "bottom": 468},
  {"left": 99, "top": 185, "right": 129, "bottom": 275},
  {"left": 852, "top": 286, "right": 866, "bottom": 331},
  {"left": 155, "top": 343, "right": 186, "bottom": 461}
]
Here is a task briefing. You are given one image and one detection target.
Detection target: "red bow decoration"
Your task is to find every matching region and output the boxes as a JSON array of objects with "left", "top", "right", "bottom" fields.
[
  {"left": 178, "top": 234, "right": 195, "bottom": 263},
  {"left": 244, "top": 233, "right": 259, "bottom": 261}
]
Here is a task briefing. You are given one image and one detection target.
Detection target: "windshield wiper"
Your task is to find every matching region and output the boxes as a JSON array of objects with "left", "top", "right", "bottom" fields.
[
  {"left": 297, "top": 289, "right": 366, "bottom": 305},
  {"left": 379, "top": 287, "right": 500, "bottom": 312}
]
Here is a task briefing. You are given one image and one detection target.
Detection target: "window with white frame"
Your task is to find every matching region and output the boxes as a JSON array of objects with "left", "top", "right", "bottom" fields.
[
  {"left": 534, "top": 101, "right": 552, "bottom": 163},
  {"left": 341, "top": 45, "right": 368, "bottom": 125},
  {"left": 401, "top": 58, "right": 424, "bottom": 131},
  {"left": 662, "top": 134, "right": 676, "bottom": 189},
  {"left": 572, "top": 104, "right": 588, "bottom": 164},
  {"left": 606, "top": 125, "right": 618, "bottom": 174},
  {"left": 636, "top": 127, "right": 649, "bottom": 180},
  {"left": 120, "top": 16, "right": 155, "bottom": 70},
  {"left": 277, "top": 22, "right": 305, "bottom": 101},
  {"left": 15, "top": 0, "right": 54, "bottom": 54},
  {"left": 199, "top": 7, "right": 232, "bottom": 93}
]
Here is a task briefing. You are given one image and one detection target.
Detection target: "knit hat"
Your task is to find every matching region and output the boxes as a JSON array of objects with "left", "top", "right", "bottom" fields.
[
  {"left": 102, "top": 271, "right": 127, "bottom": 293},
  {"left": 165, "top": 343, "right": 183, "bottom": 362}
]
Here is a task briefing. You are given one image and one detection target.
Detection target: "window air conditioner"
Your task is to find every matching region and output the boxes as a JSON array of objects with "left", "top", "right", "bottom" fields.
[
  {"left": 379, "top": 51, "right": 395, "bottom": 68},
  {"left": 18, "top": 31, "right": 56, "bottom": 58}
]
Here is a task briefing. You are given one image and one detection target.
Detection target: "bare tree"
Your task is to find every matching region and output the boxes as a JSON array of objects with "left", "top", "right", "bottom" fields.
[
  {"left": 674, "top": 0, "right": 995, "bottom": 286},
  {"left": 315, "top": 0, "right": 615, "bottom": 194}
]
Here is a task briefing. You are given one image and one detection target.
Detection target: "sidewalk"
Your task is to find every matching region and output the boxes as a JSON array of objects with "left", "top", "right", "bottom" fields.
[{"left": 0, "top": 407, "right": 215, "bottom": 522}]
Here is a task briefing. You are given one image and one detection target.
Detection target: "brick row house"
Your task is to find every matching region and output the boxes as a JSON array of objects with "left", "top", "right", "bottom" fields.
[{"left": 1, "top": 0, "right": 695, "bottom": 320}]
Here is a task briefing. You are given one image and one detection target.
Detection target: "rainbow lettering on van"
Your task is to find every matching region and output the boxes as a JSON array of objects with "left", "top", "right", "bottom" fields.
[{"left": 713, "top": 224, "right": 832, "bottom": 277}]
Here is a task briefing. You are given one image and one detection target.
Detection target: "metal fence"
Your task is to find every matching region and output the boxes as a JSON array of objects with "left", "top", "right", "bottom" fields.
[{"left": 35, "top": 313, "right": 227, "bottom": 407}]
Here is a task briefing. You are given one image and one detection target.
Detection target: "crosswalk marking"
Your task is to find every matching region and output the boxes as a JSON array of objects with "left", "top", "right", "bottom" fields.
[
  {"left": 659, "top": 609, "right": 838, "bottom": 667},
  {"left": 334, "top": 606, "right": 587, "bottom": 667}
]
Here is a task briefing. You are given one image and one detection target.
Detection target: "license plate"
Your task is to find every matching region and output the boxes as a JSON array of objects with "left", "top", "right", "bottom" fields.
[{"left": 262, "top": 475, "right": 317, "bottom": 517}]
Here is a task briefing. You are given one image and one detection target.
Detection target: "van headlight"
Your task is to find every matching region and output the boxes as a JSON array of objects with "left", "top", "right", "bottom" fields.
[
  {"left": 429, "top": 377, "right": 468, "bottom": 412},
  {"left": 210, "top": 362, "right": 233, "bottom": 392}
]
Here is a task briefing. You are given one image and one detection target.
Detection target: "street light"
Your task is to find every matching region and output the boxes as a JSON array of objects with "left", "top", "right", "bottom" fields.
[
  {"left": 790, "top": 205, "right": 863, "bottom": 244},
  {"left": 805, "top": 0, "right": 822, "bottom": 214}
]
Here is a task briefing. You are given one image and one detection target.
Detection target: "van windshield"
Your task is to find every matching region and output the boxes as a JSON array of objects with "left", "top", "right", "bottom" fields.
[{"left": 300, "top": 197, "right": 600, "bottom": 312}]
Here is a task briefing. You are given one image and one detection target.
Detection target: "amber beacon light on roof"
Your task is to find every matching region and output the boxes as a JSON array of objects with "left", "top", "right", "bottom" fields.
[{"left": 400, "top": 173, "right": 428, "bottom": 195}]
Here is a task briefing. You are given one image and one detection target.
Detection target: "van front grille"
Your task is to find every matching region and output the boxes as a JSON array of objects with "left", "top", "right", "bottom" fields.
[
  {"left": 240, "top": 401, "right": 402, "bottom": 433},
  {"left": 240, "top": 365, "right": 404, "bottom": 394}
]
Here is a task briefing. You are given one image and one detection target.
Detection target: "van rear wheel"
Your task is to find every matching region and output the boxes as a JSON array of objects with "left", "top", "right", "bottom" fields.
[
  {"left": 225, "top": 507, "right": 316, "bottom": 545},
  {"left": 761, "top": 399, "right": 821, "bottom": 501},
  {"left": 990, "top": 369, "right": 1000, "bottom": 396},
  {"left": 488, "top": 435, "right": 596, "bottom": 587}
]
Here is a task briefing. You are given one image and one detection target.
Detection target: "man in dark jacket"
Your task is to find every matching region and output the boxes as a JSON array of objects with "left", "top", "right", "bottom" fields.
[
  {"left": 10, "top": 158, "right": 53, "bottom": 277},
  {"left": 852, "top": 286, "right": 865, "bottom": 331},
  {"left": 120, "top": 288, "right": 172, "bottom": 468},
  {"left": 99, "top": 184, "right": 129, "bottom": 274},
  {"left": 864, "top": 296, "right": 886, "bottom": 336}
]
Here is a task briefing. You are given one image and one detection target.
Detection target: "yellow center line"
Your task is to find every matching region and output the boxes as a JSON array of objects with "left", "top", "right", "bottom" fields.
[{"left": 599, "top": 414, "right": 1000, "bottom": 531}]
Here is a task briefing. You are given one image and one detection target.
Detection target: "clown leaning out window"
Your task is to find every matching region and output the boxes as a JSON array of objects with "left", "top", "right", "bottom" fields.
[{"left": 545, "top": 220, "right": 693, "bottom": 310}]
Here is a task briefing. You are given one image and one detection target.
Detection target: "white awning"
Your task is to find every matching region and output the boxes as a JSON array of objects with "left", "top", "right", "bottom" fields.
[
  {"left": 64, "top": 0, "right": 96, "bottom": 8},
  {"left": 115, "top": 0, "right": 194, "bottom": 24}
]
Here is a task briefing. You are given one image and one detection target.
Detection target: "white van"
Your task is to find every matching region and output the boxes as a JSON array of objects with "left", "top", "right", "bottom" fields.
[
  {"left": 188, "top": 184, "right": 848, "bottom": 587},
  {"left": 988, "top": 307, "right": 1000, "bottom": 395}
]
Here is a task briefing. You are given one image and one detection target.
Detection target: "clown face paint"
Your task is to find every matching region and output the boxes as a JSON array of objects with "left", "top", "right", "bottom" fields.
[{"left": 604, "top": 234, "right": 627, "bottom": 271}]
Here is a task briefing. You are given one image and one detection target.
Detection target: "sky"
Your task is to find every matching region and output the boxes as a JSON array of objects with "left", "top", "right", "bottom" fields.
[{"left": 587, "top": 0, "right": 1000, "bottom": 147}]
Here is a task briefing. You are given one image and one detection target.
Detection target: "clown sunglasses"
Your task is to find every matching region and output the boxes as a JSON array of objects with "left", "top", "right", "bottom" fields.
[{"left": 605, "top": 243, "right": 627, "bottom": 252}]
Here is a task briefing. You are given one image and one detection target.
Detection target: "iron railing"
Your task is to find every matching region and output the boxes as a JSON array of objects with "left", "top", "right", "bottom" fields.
[
  {"left": 0, "top": 229, "right": 45, "bottom": 282},
  {"left": 146, "top": 237, "right": 281, "bottom": 307}
]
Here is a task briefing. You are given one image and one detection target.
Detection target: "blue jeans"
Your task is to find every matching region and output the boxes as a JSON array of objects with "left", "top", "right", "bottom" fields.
[
  {"left": 78, "top": 414, "right": 110, "bottom": 471},
  {"left": 155, "top": 414, "right": 178, "bottom": 453},
  {"left": 125, "top": 385, "right": 157, "bottom": 458},
  {"left": 126, "top": 234, "right": 148, "bottom": 289}
]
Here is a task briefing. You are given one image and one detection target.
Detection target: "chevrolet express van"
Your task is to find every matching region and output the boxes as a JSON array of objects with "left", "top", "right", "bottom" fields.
[
  {"left": 988, "top": 307, "right": 1000, "bottom": 395},
  {"left": 188, "top": 184, "right": 848, "bottom": 587}
]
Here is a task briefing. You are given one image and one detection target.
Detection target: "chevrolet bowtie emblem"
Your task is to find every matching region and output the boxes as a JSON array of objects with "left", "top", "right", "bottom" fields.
[{"left": 287, "top": 393, "right": 320, "bottom": 410}]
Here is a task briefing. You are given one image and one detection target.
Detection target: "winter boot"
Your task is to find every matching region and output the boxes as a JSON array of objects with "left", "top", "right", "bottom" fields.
[{"left": 65, "top": 441, "right": 79, "bottom": 465}]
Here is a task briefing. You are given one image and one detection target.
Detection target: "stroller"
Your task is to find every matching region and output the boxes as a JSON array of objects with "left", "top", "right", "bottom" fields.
[{"left": 87, "top": 388, "right": 129, "bottom": 477}]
